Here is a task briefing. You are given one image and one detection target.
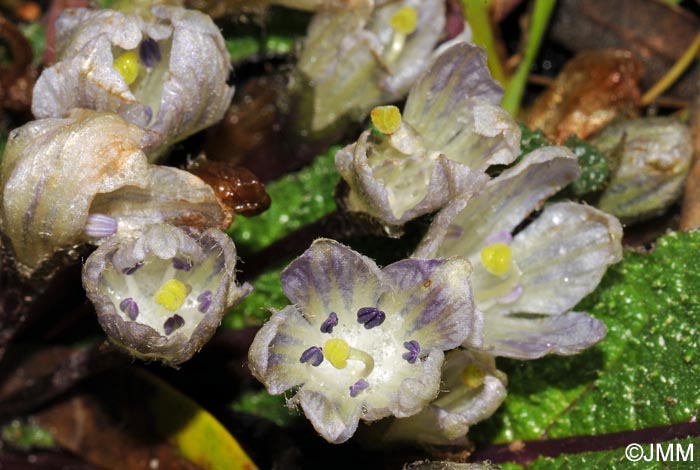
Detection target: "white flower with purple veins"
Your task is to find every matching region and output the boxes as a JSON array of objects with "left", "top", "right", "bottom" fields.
[
  {"left": 415, "top": 147, "right": 624, "bottom": 359},
  {"left": 296, "top": 0, "right": 471, "bottom": 133},
  {"left": 335, "top": 43, "right": 520, "bottom": 231},
  {"left": 248, "top": 239, "right": 480, "bottom": 443},
  {"left": 32, "top": 5, "right": 233, "bottom": 158},
  {"left": 383, "top": 349, "right": 507, "bottom": 444},
  {"left": 83, "top": 224, "right": 251, "bottom": 365}
]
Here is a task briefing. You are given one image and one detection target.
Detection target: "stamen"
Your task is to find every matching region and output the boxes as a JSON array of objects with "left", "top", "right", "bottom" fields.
[
  {"left": 323, "top": 339, "right": 375, "bottom": 374},
  {"left": 197, "top": 290, "right": 212, "bottom": 313},
  {"left": 138, "top": 37, "right": 161, "bottom": 67},
  {"left": 324, "top": 338, "right": 350, "bottom": 369},
  {"left": 498, "top": 284, "right": 523, "bottom": 304},
  {"left": 349, "top": 379, "right": 369, "bottom": 397},
  {"left": 461, "top": 364, "right": 485, "bottom": 389},
  {"left": 172, "top": 257, "right": 193, "bottom": 271},
  {"left": 122, "top": 261, "right": 144, "bottom": 275},
  {"left": 357, "top": 307, "right": 386, "bottom": 329},
  {"left": 299, "top": 346, "right": 324, "bottom": 367},
  {"left": 370, "top": 106, "right": 402, "bottom": 135},
  {"left": 113, "top": 50, "right": 140, "bottom": 85},
  {"left": 83, "top": 213, "right": 118, "bottom": 238},
  {"left": 320, "top": 312, "right": 338, "bottom": 334},
  {"left": 445, "top": 224, "right": 464, "bottom": 240},
  {"left": 163, "top": 314, "right": 185, "bottom": 336},
  {"left": 480, "top": 242, "right": 513, "bottom": 276},
  {"left": 154, "top": 279, "right": 189, "bottom": 311},
  {"left": 119, "top": 297, "right": 139, "bottom": 320},
  {"left": 389, "top": 6, "right": 418, "bottom": 35},
  {"left": 402, "top": 340, "right": 420, "bottom": 364}
]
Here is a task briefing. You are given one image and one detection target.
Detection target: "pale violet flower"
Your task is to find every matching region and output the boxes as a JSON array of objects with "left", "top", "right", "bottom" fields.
[
  {"left": 335, "top": 43, "right": 520, "bottom": 231},
  {"left": 32, "top": 5, "right": 233, "bottom": 158},
  {"left": 415, "top": 147, "right": 623, "bottom": 359},
  {"left": 295, "top": 0, "right": 471, "bottom": 134},
  {"left": 0, "top": 110, "right": 149, "bottom": 277},
  {"left": 382, "top": 349, "right": 507, "bottom": 445},
  {"left": 83, "top": 223, "right": 251, "bottom": 365},
  {"left": 248, "top": 239, "right": 480, "bottom": 443}
]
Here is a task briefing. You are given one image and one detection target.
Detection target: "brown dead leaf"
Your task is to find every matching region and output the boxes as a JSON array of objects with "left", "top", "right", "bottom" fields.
[
  {"left": 0, "top": 13, "right": 36, "bottom": 113},
  {"left": 34, "top": 370, "right": 202, "bottom": 470},
  {"left": 525, "top": 48, "right": 642, "bottom": 143},
  {"left": 551, "top": 0, "right": 699, "bottom": 102}
]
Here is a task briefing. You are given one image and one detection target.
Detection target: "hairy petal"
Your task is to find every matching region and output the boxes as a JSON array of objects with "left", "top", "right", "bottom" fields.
[
  {"left": 481, "top": 311, "right": 607, "bottom": 359},
  {"left": 491, "top": 202, "right": 623, "bottom": 316}
]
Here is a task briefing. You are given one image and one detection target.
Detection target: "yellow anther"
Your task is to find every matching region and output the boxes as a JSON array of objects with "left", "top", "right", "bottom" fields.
[
  {"left": 324, "top": 338, "right": 351, "bottom": 369},
  {"left": 480, "top": 242, "right": 513, "bottom": 276},
  {"left": 154, "top": 279, "right": 189, "bottom": 311},
  {"left": 113, "top": 50, "right": 140, "bottom": 85},
  {"left": 461, "top": 364, "right": 485, "bottom": 389},
  {"left": 389, "top": 6, "right": 418, "bottom": 35},
  {"left": 370, "top": 105, "right": 402, "bottom": 135}
]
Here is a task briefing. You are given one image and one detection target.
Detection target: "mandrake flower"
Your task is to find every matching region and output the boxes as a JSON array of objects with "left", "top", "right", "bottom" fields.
[
  {"left": 248, "top": 239, "right": 481, "bottom": 443},
  {"left": 382, "top": 349, "right": 507, "bottom": 445},
  {"left": 82, "top": 223, "right": 251, "bottom": 366},
  {"left": 32, "top": 5, "right": 233, "bottom": 158},
  {"left": 414, "top": 147, "right": 623, "bottom": 359},
  {"left": 335, "top": 42, "right": 520, "bottom": 232},
  {"left": 295, "top": 0, "right": 471, "bottom": 134}
]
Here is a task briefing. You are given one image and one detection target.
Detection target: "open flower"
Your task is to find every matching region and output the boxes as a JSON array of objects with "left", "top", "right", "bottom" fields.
[
  {"left": 0, "top": 109, "right": 149, "bottom": 277},
  {"left": 335, "top": 43, "right": 520, "bottom": 230},
  {"left": 415, "top": 147, "right": 623, "bottom": 359},
  {"left": 83, "top": 224, "right": 251, "bottom": 365},
  {"left": 295, "top": 0, "right": 471, "bottom": 134},
  {"left": 32, "top": 5, "right": 233, "bottom": 158},
  {"left": 382, "top": 349, "right": 507, "bottom": 445},
  {"left": 248, "top": 239, "right": 479, "bottom": 443}
]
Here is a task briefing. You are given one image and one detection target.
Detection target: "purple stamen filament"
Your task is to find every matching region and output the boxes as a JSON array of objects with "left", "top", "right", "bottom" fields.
[
  {"left": 402, "top": 340, "right": 420, "bottom": 364},
  {"left": 349, "top": 379, "right": 369, "bottom": 397},
  {"left": 119, "top": 297, "right": 139, "bottom": 320},
  {"left": 163, "top": 314, "right": 185, "bottom": 336},
  {"left": 320, "top": 312, "right": 338, "bottom": 334},
  {"left": 357, "top": 307, "right": 386, "bottom": 329},
  {"left": 299, "top": 346, "right": 324, "bottom": 367},
  {"left": 197, "top": 290, "right": 212, "bottom": 313}
]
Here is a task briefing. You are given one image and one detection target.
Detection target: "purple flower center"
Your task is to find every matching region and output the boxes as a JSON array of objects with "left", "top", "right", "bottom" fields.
[
  {"left": 349, "top": 379, "right": 369, "bottom": 397},
  {"left": 357, "top": 307, "right": 385, "bottom": 329},
  {"left": 402, "top": 340, "right": 420, "bottom": 364},
  {"left": 83, "top": 213, "right": 118, "bottom": 238},
  {"left": 173, "top": 257, "right": 193, "bottom": 271},
  {"left": 299, "top": 346, "right": 324, "bottom": 367},
  {"left": 119, "top": 297, "right": 139, "bottom": 320},
  {"left": 139, "top": 37, "right": 161, "bottom": 67},
  {"left": 163, "top": 314, "right": 185, "bottom": 336},
  {"left": 197, "top": 290, "right": 212, "bottom": 313},
  {"left": 320, "top": 312, "right": 338, "bottom": 334}
]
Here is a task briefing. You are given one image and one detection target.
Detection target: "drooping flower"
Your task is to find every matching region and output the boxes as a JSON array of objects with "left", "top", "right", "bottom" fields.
[
  {"left": 248, "top": 239, "right": 480, "bottom": 443},
  {"left": 382, "top": 349, "right": 507, "bottom": 445},
  {"left": 0, "top": 109, "right": 149, "bottom": 277},
  {"left": 32, "top": 5, "right": 233, "bottom": 158},
  {"left": 592, "top": 117, "right": 693, "bottom": 223},
  {"left": 82, "top": 223, "right": 251, "bottom": 365},
  {"left": 294, "top": 0, "right": 471, "bottom": 134},
  {"left": 335, "top": 43, "right": 520, "bottom": 231},
  {"left": 415, "top": 147, "right": 623, "bottom": 359}
]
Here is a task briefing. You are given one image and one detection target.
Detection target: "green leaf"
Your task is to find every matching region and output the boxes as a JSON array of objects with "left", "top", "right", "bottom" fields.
[
  {"left": 474, "top": 231, "right": 700, "bottom": 444},
  {"left": 229, "top": 148, "right": 340, "bottom": 253},
  {"left": 231, "top": 389, "right": 299, "bottom": 427},
  {"left": 1, "top": 420, "right": 55, "bottom": 450},
  {"left": 563, "top": 135, "right": 610, "bottom": 196},
  {"left": 223, "top": 268, "right": 287, "bottom": 329},
  {"left": 138, "top": 369, "right": 259, "bottom": 470},
  {"left": 529, "top": 436, "right": 699, "bottom": 469}
]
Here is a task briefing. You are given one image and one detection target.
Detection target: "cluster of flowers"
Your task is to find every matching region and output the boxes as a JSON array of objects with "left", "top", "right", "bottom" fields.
[
  {"left": 0, "top": 0, "right": 623, "bottom": 445},
  {"left": 0, "top": 2, "right": 250, "bottom": 365},
  {"left": 248, "top": 8, "right": 623, "bottom": 445}
]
